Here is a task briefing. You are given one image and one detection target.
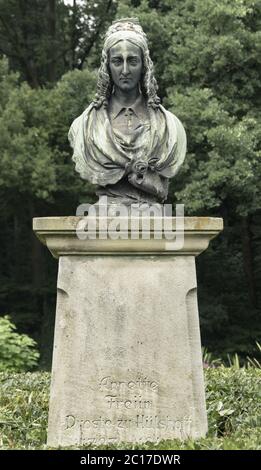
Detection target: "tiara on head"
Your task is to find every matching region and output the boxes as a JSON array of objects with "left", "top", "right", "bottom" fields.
[
  {"left": 112, "top": 17, "right": 140, "bottom": 28},
  {"left": 104, "top": 17, "right": 147, "bottom": 42}
]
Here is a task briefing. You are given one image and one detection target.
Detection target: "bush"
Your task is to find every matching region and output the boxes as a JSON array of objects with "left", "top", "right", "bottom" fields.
[
  {"left": 0, "top": 367, "right": 260, "bottom": 450},
  {"left": 0, "top": 316, "right": 39, "bottom": 372}
]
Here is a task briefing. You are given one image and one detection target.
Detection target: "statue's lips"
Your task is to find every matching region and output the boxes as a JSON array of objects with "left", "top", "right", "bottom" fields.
[{"left": 120, "top": 77, "right": 131, "bottom": 81}]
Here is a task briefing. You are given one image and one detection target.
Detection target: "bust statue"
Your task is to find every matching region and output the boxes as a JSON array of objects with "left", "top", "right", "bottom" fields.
[{"left": 68, "top": 18, "right": 186, "bottom": 206}]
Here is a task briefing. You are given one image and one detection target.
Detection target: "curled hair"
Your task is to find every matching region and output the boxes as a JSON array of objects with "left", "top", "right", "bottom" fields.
[{"left": 93, "top": 40, "right": 160, "bottom": 109}]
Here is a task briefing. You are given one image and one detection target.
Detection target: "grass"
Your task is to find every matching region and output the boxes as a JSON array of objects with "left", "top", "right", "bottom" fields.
[{"left": 0, "top": 367, "right": 260, "bottom": 450}]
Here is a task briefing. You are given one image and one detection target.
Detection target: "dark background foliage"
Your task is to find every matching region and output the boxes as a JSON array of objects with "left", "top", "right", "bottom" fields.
[{"left": 0, "top": 0, "right": 260, "bottom": 368}]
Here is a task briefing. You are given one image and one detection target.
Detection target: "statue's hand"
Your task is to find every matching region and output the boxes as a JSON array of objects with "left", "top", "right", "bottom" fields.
[
  {"left": 148, "top": 156, "right": 160, "bottom": 171},
  {"left": 125, "top": 161, "right": 133, "bottom": 176},
  {"left": 128, "top": 169, "right": 169, "bottom": 202},
  {"left": 127, "top": 172, "right": 144, "bottom": 186},
  {"left": 125, "top": 159, "right": 148, "bottom": 177}
]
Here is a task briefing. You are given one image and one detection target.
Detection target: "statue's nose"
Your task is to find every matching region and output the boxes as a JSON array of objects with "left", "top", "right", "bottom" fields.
[{"left": 122, "top": 60, "right": 129, "bottom": 75}]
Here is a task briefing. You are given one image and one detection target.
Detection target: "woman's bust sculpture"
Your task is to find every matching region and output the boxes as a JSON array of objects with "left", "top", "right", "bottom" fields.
[{"left": 69, "top": 18, "right": 186, "bottom": 206}]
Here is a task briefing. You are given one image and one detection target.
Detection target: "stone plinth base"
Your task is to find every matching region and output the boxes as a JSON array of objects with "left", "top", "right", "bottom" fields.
[{"left": 33, "top": 216, "right": 223, "bottom": 447}]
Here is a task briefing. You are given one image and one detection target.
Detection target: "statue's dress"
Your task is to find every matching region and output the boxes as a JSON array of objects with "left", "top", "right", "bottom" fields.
[{"left": 68, "top": 95, "right": 186, "bottom": 204}]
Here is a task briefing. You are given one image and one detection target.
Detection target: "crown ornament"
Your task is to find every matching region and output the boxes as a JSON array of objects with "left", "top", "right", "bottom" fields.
[{"left": 104, "top": 17, "right": 148, "bottom": 43}]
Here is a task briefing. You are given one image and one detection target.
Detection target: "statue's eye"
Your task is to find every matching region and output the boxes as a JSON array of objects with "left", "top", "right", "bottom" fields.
[
  {"left": 129, "top": 58, "right": 138, "bottom": 65},
  {"left": 111, "top": 58, "right": 122, "bottom": 66}
]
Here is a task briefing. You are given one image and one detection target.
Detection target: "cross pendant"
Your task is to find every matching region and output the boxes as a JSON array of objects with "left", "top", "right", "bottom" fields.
[{"left": 124, "top": 108, "right": 133, "bottom": 129}]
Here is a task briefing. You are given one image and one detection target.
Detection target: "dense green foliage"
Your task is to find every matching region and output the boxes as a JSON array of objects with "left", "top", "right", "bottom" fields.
[
  {"left": 0, "top": 0, "right": 116, "bottom": 86},
  {"left": 0, "top": 368, "right": 260, "bottom": 449},
  {"left": 0, "top": 316, "right": 39, "bottom": 372},
  {"left": 0, "top": 0, "right": 260, "bottom": 365}
]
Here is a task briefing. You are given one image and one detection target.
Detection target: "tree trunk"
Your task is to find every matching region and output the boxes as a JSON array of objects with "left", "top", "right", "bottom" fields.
[
  {"left": 47, "top": 0, "right": 56, "bottom": 83},
  {"left": 241, "top": 215, "right": 257, "bottom": 308},
  {"left": 71, "top": 0, "right": 77, "bottom": 69}
]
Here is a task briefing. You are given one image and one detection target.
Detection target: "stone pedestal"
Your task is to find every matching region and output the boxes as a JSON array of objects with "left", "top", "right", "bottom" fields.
[{"left": 33, "top": 216, "right": 223, "bottom": 447}]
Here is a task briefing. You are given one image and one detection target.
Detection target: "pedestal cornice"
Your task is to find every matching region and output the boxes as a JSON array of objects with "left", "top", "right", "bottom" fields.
[{"left": 33, "top": 216, "right": 223, "bottom": 258}]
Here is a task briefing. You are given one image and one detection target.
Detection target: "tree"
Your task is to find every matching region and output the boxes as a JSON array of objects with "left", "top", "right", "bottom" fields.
[
  {"left": 0, "top": 0, "right": 117, "bottom": 87},
  {"left": 0, "top": 58, "right": 97, "bottom": 366},
  {"left": 0, "top": 0, "right": 260, "bottom": 363},
  {"left": 116, "top": 0, "right": 261, "bottom": 356}
]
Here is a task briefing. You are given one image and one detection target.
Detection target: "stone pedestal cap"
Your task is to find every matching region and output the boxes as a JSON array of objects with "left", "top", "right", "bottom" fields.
[{"left": 33, "top": 216, "right": 223, "bottom": 258}]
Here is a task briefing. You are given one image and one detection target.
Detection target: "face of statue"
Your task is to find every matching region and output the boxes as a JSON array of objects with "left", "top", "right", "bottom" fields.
[{"left": 109, "top": 40, "right": 143, "bottom": 93}]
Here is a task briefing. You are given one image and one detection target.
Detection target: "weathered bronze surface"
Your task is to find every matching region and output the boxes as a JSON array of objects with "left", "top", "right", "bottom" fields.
[{"left": 69, "top": 18, "right": 187, "bottom": 205}]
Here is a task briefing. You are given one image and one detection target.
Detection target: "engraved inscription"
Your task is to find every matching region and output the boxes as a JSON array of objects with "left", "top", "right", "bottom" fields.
[
  {"left": 105, "top": 395, "right": 152, "bottom": 409},
  {"left": 63, "top": 375, "right": 192, "bottom": 445},
  {"left": 99, "top": 375, "right": 158, "bottom": 410},
  {"left": 64, "top": 414, "right": 193, "bottom": 445},
  {"left": 65, "top": 414, "right": 192, "bottom": 430},
  {"left": 99, "top": 376, "right": 159, "bottom": 393}
]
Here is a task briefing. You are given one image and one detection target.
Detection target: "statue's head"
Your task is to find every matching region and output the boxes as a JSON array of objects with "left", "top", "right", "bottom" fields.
[{"left": 93, "top": 18, "right": 160, "bottom": 108}]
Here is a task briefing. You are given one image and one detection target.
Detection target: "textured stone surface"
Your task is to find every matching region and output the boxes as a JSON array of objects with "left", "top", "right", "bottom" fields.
[
  {"left": 48, "top": 255, "right": 206, "bottom": 446},
  {"left": 33, "top": 216, "right": 223, "bottom": 258},
  {"left": 33, "top": 216, "right": 223, "bottom": 446}
]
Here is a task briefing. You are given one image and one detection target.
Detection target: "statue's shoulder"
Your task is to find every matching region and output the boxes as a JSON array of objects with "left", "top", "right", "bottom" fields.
[
  {"left": 77, "top": 102, "right": 95, "bottom": 122},
  {"left": 158, "top": 104, "right": 186, "bottom": 137},
  {"left": 68, "top": 103, "right": 95, "bottom": 141},
  {"left": 158, "top": 104, "right": 182, "bottom": 125}
]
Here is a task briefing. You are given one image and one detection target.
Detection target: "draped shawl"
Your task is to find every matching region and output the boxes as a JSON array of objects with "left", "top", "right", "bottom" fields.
[{"left": 68, "top": 103, "right": 186, "bottom": 187}]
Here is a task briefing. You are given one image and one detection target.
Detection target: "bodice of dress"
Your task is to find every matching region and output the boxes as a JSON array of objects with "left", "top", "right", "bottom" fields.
[
  {"left": 96, "top": 94, "right": 168, "bottom": 204},
  {"left": 68, "top": 94, "right": 187, "bottom": 205},
  {"left": 108, "top": 93, "right": 149, "bottom": 135}
]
